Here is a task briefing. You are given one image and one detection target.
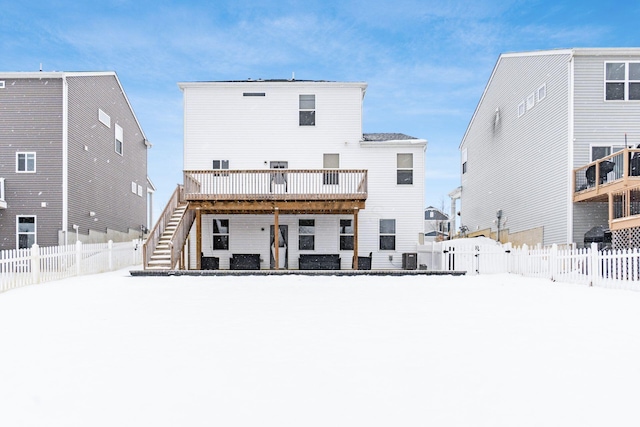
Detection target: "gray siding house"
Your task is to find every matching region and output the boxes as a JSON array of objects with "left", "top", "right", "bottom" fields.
[
  {"left": 0, "top": 72, "right": 150, "bottom": 249},
  {"left": 459, "top": 48, "right": 640, "bottom": 248}
]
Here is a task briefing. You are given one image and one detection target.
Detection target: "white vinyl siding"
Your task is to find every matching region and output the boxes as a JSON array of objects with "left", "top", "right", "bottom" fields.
[{"left": 460, "top": 52, "right": 571, "bottom": 245}]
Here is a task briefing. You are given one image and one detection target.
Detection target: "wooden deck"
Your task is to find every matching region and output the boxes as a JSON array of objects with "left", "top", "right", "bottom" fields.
[{"left": 574, "top": 148, "right": 640, "bottom": 231}]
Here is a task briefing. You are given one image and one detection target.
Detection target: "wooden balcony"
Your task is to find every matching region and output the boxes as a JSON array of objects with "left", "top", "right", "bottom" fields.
[
  {"left": 574, "top": 148, "right": 640, "bottom": 231},
  {"left": 573, "top": 148, "right": 640, "bottom": 203},
  {"left": 184, "top": 169, "right": 368, "bottom": 214}
]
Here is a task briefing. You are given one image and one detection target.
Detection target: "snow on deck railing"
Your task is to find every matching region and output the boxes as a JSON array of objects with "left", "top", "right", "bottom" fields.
[
  {"left": 418, "top": 240, "right": 640, "bottom": 291},
  {"left": 0, "top": 240, "right": 143, "bottom": 293}
]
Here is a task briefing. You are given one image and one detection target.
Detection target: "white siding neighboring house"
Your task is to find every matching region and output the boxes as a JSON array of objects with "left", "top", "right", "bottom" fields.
[
  {"left": 145, "top": 80, "right": 427, "bottom": 270},
  {"left": 459, "top": 48, "right": 640, "bottom": 248},
  {"left": 424, "top": 206, "right": 449, "bottom": 242}
]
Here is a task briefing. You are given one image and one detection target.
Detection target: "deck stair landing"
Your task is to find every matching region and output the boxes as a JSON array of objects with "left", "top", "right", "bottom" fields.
[{"left": 146, "top": 203, "right": 188, "bottom": 270}]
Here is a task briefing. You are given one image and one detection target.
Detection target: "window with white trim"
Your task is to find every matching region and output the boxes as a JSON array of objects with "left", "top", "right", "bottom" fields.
[
  {"left": 98, "top": 109, "right": 111, "bottom": 128},
  {"left": 379, "top": 219, "right": 396, "bottom": 250},
  {"left": 298, "top": 219, "right": 315, "bottom": 250},
  {"left": 591, "top": 145, "right": 626, "bottom": 162},
  {"left": 605, "top": 62, "right": 640, "bottom": 100},
  {"left": 115, "top": 124, "right": 124, "bottom": 155},
  {"left": 16, "top": 152, "right": 36, "bottom": 173},
  {"left": 397, "top": 153, "right": 413, "bottom": 185},
  {"left": 299, "top": 94, "right": 315, "bottom": 126},
  {"left": 537, "top": 84, "right": 546, "bottom": 102},
  {"left": 213, "top": 219, "right": 229, "bottom": 250},
  {"left": 0, "top": 81, "right": 5, "bottom": 89},
  {"left": 17, "top": 215, "right": 36, "bottom": 249},
  {"left": 517, "top": 101, "right": 525, "bottom": 118},
  {"left": 526, "top": 93, "right": 535, "bottom": 110},
  {"left": 339, "top": 219, "right": 354, "bottom": 250},
  {"left": 131, "top": 182, "right": 137, "bottom": 194},
  {"left": 461, "top": 148, "right": 468, "bottom": 174}
]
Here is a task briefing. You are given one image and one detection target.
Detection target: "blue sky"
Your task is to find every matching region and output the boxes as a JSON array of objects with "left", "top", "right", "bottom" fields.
[{"left": 1, "top": 0, "right": 638, "bottom": 219}]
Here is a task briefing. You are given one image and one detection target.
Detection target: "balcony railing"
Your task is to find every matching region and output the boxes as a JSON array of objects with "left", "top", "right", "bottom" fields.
[
  {"left": 184, "top": 169, "right": 368, "bottom": 201},
  {"left": 574, "top": 148, "right": 640, "bottom": 201}
]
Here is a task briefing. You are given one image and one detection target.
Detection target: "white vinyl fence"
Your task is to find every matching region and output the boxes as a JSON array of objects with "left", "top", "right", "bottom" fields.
[
  {"left": 418, "top": 239, "right": 640, "bottom": 291},
  {"left": 0, "top": 240, "right": 143, "bottom": 293}
]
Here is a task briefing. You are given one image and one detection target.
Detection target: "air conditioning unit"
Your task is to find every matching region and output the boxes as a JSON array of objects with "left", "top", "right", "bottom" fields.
[{"left": 402, "top": 253, "right": 417, "bottom": 270}]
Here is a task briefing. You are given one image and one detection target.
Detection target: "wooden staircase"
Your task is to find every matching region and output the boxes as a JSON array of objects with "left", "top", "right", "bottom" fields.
[
  {"left": 146, "top": 203, "right": 188, "bottom": 270},
  {"left": 144, "top": 185, "right": 194, "bottom": 270}
]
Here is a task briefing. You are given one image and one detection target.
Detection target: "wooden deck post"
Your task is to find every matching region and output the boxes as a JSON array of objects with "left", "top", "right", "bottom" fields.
[
  {"left": 608, "top": 192, "right": 614, "bottom": 230},
  {"left": 196, "top": 208, "right": 202, "bottom": 270},
  {"left": 353, "top": 207, "right": 359, "bottom": 269},
  {"left": 274, "top": 207, "right": 279, "bottom": 270}
]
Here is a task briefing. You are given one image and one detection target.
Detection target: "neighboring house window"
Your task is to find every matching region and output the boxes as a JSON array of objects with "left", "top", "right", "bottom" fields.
[
  {"left": 537, "top": 84, "right": 546, "bottom": 102},
  {"left": 397, "top": 153, "right": 413, "bottom": 184},
  {"left": 526, "top": 93, "right": 535, "bottom": 110},
  {"left": 462, "top": 148, "right": 468, "bottom": 174},
  {"left": 299, "top": 94, "right": 315, "bottom": 126},
  {"left": 137, "top": 184, "right": 143, "bottom": 197},
  {"left": 115, "top": 124, "right": 124, "bottom": 155},
  {"left": 323, "top": 153, "right": 339, "bottom": 185},
  {"left": 16, "top": 152, "right": 36, "bottom": 173},
  {"left": 98, "top": 109, "right": 111, "bottom": 128},
  {"left": 379, "top": 219, "right": 396, "bottom": 251},
  {"left": 517, "top": 101, "right": 525, "bottom": 118},
  {"left": 605, "top": 62, "right": 640, "bottom": 101},
  {"left": 131, "top": 182, "right": 137, "bottom": 194},
  {"left": 339, "top": 219, "right": 354, "bottom": 250},
  {"left": 298, "top": 219, "right": 315, "bottom": 250},
  {"left": 591, "top": 145, "right": 625, "bottom": 161},
  {"left": 0, "top": 81, "right": 5, "bottom": 89},
  {"left": 213, "top": 219, "right": 229, "bottom": 250},
  {"left": 17, "top": 216, "right": 36, "bottom": 249}
]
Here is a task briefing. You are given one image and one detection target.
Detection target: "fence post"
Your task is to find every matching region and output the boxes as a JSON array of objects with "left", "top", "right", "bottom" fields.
[
  {"left": 75, "top": 240, "right": 82, "bottom": 276},
  {"left": 108, "top": 240, "right": 113, "bottom": 271},
  {"left": 589, "top": 242, "right": 599, "bottom": 287},
  {"left": 550, "top": 244, "right": 558, "bottom": 281},
  {"left": 31, "top": 243, "right": 40, "bottom": 284}
]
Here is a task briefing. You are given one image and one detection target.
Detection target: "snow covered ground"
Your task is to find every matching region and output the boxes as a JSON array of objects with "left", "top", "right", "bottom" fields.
[{"left": 1, "top": 269, "right": 640, "bottom": 427}]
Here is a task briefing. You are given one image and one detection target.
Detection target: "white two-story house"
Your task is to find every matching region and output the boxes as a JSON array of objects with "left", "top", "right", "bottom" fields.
[
  {"left": 459, "top": 48, "right": 640, "bottom": 249},
  {"left": 144, "top": 79, "right": 427, "bottom": 270}
]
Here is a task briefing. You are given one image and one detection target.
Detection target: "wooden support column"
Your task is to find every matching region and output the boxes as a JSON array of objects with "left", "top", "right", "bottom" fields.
[
  {"left": 608, "top": 192, "right": 614, "bottom": 229},
  {"left": 353, "top": 207, "right": 359, "bottom": 269},
  {"left": 274, "top": 207, "right": 280, "bottom": 270},
  {"left": 196, "top": 208, "right": 202, "bottom": 270}
]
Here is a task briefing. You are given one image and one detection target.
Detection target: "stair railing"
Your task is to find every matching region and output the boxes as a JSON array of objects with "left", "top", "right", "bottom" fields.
[
  {"left": 143, "top": 184, "right": 184, "bottom": 269},
  {"left": 169, "top": 207, "right": 196, "bottom": 269}
]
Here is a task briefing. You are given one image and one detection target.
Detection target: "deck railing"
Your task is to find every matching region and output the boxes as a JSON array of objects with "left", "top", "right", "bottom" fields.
[
  {"left": 574, "top": 148, "right": 640, "bottom": 196},
  {"left": 183, "top": 169, "right": 368, "bottom": 200}
]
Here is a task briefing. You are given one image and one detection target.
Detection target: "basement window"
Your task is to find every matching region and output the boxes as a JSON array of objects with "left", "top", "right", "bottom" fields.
[{"left": 213, "top": 219, "right": 230, "bottom": 250}]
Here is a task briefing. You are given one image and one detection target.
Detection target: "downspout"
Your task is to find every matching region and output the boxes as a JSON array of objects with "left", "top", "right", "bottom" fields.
[
  {"left": 567, "top": 54, "right": 575, "bottom": 244},
  {"left": 62, "top": 74, "right": 69, "bottom": 245}
]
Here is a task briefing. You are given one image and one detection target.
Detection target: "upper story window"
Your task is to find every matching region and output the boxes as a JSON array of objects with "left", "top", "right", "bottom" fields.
[
  {"left": 213, "top": 160, "right": 229, "bottom": 170},
  {"left": 0, "top": 81, "right": 5, "bottom": 89},
  {"left": 98, "top": 109, "right": 111, "bottom": 128},
  {"left": 462, "top": 148, "right": 468, "bottom": 174},
  {"left": 16, "top": 152, "right": 36, "bottom": 173},
  {"left": 397, "top": 153, "right": 413, "bottom": 185},
  {"left": 591, "top": 145, "right": 626, "bottom": 162},
  {"left": 115, "top": 124, "right": 124, "bottom": 155},
  {"left": 299, "top": 94, "right": 315, "bottom": 126},
  {"left": 605, "top": 62, "right": 640, "bottom": 101}
]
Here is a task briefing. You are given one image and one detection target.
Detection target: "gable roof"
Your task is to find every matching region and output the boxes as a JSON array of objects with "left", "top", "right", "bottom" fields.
[{"left": 424, "top": 206, "right": 449, "bottom": 221}]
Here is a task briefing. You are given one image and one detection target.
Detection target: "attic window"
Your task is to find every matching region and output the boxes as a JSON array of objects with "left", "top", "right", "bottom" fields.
[
  {"left": 98, "top": 109, "right": 111, "bottom": 128},
  {"left": 526, "top": 93, "right": 535, "bottom": 110},
  {"left": 537, "top": 84, "right": 546, "bottom": 102},
  {"left": 243, "top": 92, "right": 265, "bottom": 97}
]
